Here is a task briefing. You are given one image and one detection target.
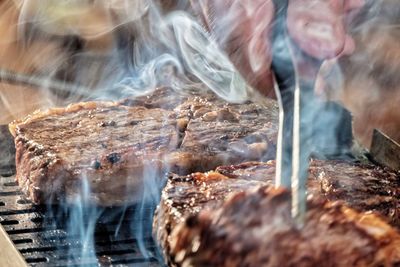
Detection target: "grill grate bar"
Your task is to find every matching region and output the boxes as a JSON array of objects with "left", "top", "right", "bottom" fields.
[
  {"left": 0, "top": 208, "right": 38, "bottom": 216},
  {"left": 0, "top": 174, "right": 163, "bottom": 266},
  {"left": 0, "top": 126, "right": 163, "bottom": 267}
]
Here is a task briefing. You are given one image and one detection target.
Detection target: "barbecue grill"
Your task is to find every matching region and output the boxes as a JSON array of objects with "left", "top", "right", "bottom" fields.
[{"left": 0, "top": 125, "right": 163, "bottom": 266}]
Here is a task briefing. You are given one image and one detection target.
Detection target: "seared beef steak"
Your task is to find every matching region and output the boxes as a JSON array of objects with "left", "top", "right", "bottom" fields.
[
  {"left": 121, "top": 87, "right": 279, "bottom": 174},
  {"left": 154, "top": 160, "right": 400, "bottom": 265},
  {"left": 215, "top": 159, "right": 400, "bottom": 227},
  {"left": 169, "top": 94, "right": 279, "bottom": 173},
  {"left": 118, "top": 87, "right": 202, "bottom": 110},
  {"left": 310, "top": 159, "right": 400, "bottom": 227},
  {"left": 154, "top": 161, "right": 319, "bottom": 265},
  {"left": 10, "top": 89, "right": 279, "bottom": 205},
  {"left": 9, "top": 102, "right": 180, "bottom": 205},
  {"left": 153, "top": 167, "right": 270, "bottom": 265},
  {"left": 170, "top": 187, "right": 400, "bottom": 267}
]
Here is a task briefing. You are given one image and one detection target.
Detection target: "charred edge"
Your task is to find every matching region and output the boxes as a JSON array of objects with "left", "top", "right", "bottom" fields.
[
  {"left": 106, "top": 153, "right": 121, "bottom": 164},
  {"left": 99, "top": 120, "right": 117, "bottom": 127},
  {"left": 176, "top": 117, "right": 191, "bottom": 150},
  {"left": 176, "top": 101, "right": 199, "bottom": 150}
]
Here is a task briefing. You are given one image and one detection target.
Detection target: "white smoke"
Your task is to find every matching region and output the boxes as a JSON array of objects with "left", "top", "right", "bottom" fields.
[{"left": 1, "top": 0, "right": 398, "bottom": 264}]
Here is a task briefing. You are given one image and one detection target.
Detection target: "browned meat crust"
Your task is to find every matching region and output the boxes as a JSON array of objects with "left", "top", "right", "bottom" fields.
[
  {"left": 154, "top": 160, "right": 400, "bottom": 266},
  {"left": 153, "top": 169, "right": 269, "bottom": 265},
  {"left": 310, "top": 159, "right": 400, "bottom": 227},
  {"left": 169, "top": 93, "right": 279, "bottom": 173},
  {"left": 10, "top": 89, "right": 279, "bottom": 205},
  {"left": 11, "top": 102, "right": 179, "bottom": 206},
  {"left": 118, "top": 87, "right": 202, "bottom": 110},
  {"left": 122, "top": 87, "right": 279, "bottom": 174},
  {"left": 170, "top": 186, "right": 400, "bottom": 267}
]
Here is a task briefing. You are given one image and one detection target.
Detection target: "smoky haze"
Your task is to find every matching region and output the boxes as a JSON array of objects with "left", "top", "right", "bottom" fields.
[
  {"left": 0, "top": 0, "right": 255, "bottom": 264},
  {"left": 0, "top": 0, "right": 398, "bottom": 265}
]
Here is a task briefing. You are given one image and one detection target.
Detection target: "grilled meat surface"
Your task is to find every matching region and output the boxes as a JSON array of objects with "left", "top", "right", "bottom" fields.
[
  {"left": 10, "top": 102, "right": 180, "bottom": 205},
  {"left": 122, "top": 87, "right": 279, "bottom": 174},
  {"left": 154, "top": 160, "right": 400, "bottom": 266},
  {"left": 169, "top": 99, "right": 278, "bottom": 173},
  {"left": 9, "top": 88, "right": 279, "bottom": 205},
  {"left": 212, "top": 159, "right": 400, "bottom": 227},
  {"left": 310, "top": 159, "right": 400, "bottom": 228},
  {"left": 153, "top": 166, "right": 271, "bottom": 264},
  {"left": 118, "top": 87, "right": 204, "bottom": 110},
  {"left": 170, "top": 186, "right": 400, "bottom": 267}
]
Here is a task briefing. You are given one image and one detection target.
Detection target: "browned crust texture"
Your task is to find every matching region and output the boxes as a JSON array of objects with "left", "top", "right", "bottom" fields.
[
  {"left": 10, "top": 88, "right": 279, "bottom": 205},
  {"left": 169, "top": 186, "right": 400, "bottom": 267}
]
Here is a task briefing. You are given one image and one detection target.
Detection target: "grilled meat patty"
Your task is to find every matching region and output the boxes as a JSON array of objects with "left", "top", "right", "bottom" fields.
[
  {"left": 154, "top": 160, "right": 400, "bottom": 266},
  {"left": 171, "top": 186, "right": 400, "bottom": 267},
  {"left": 9, "top": 88, "right": 279, "bottom": 205}
]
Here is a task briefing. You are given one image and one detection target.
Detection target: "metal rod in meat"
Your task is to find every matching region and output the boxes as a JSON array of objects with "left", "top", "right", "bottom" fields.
[{"left": 271, "top": 0, "right": 322, "bottom": 225}]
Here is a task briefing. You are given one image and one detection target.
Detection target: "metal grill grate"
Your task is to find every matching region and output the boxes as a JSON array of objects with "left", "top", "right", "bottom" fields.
[
  {"left": 0, "top": 126, "right": 163, "bottom": 266},
  {"left": 0, "top": 173, "right": 163, "bottom": 266}
]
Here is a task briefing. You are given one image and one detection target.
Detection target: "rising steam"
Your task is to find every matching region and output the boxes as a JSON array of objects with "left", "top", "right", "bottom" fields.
[
  {"left": 1, "top": 0, "right": 255, "bottom": 263},
  {"left": 0, "top": 0, "right": 397, "bottom": 264}
]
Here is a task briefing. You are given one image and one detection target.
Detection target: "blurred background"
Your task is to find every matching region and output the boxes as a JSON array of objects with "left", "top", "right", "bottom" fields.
[{"left": 0, "top": 0, "right": 399, "bottom": 149}]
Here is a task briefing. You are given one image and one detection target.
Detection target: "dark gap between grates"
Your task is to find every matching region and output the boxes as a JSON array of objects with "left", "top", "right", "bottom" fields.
[
  {"left": 0, "top": 201, "right": 4, "bottom": 206},
  {"left": 25, "top": 257, "right": 49, "bottom": 263},
  {"left": 3, "top": 181, "right": 18, "bottom": 187},
  {"left": 0, "top": 219, "right": 19, "bottom": 225},
  {"left": 0, "top": 170, "right": 15, "bottom": 177},
  {"left": 12, "top": 238, "right": 34, "bottom": 244},
  {"left": 20, "top": 245, "right": 63, "bottom": 254},
  {"left": 0, "top": 191, "right": 22, "bottom": 196},
  {"left": 7, "top": 227, "right": 54, "bottom": 235},
  {"left": 30, "top": 217, "right": 43, "bottom": 224},
  {"left": 16, "top": 198, "right": 31, "bottom": 205}
]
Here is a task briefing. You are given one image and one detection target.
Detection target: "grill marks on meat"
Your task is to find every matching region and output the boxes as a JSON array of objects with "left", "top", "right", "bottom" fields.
[
  {"left": 170, "top": 187, "right": 400, "bottom": 267},
  {"left": 16, "top": 105, "right": 178, "bottom": 164},
  {"left": 122, "top": 87, "right": 279, "bottom": 174},
  {"left": 11, "top": 102, "right": 179, "bottom": 206},
  {"left": 10, "top": 88, "right": 279, "bottom": 205},
  {"left": 214, "top": 160, "right": 400, "bottom": 227},
  {"left": 154, "top": 160, "right": 400, "bottom": 266},
  {"left": 153, "top": 167, "right": 270, "bottom": 265},
  {"left": 310, "top": 159, "right": 400, "bottom": 227},
  {"left": 118, "top": 87, "right": 197, "bottom": 110},
  {"left": 169, "top": 94, "right": 279, "bottom": 173}
]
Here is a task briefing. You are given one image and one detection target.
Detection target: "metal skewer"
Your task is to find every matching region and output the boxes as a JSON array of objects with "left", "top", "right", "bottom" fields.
[{"left": 271, "top": 0, "right": 322, "bottom": 225}]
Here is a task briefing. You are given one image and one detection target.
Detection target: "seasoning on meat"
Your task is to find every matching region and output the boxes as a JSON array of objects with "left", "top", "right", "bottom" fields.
[
  {"left": 154, "top": 160, "right": 400, "bottom": 266},
  {"left": 9, "top": 88, "right": 279, "bottom": 205},
  {"left": 9, "top": 102, "right": 180, "bottom": 206},
  {"left": 170, "top": 186, "right": 400, "bottom": 267}
]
